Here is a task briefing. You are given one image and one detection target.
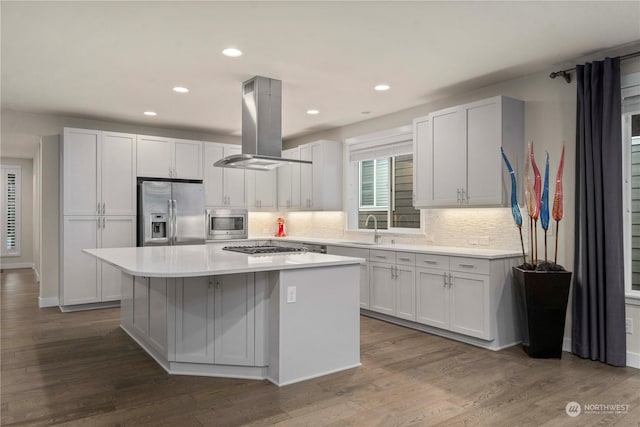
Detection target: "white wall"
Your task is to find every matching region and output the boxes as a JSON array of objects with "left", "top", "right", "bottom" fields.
[
  {"left": 1, "top": 109, "right": 240, "bottom": 303},
  {"left": 33, "top": 148, "right": 41, "bottom": 280},
  {"left": 0, "top": 157, "right": 34, "bottom": 268}
]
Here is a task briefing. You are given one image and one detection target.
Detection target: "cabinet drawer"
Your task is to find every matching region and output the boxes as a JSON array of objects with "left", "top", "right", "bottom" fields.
[
  {"left": 450, "top": 257, "right": 489, "bottom": 275},
  {"left": 370, "top": 249, "right": 394, "bottom": 263},
  {"left": 415, "top": 253, "right": 449, "bottom": 270},
  {"left": 395, "top": 252, "right": 416, "bottom": 266}
]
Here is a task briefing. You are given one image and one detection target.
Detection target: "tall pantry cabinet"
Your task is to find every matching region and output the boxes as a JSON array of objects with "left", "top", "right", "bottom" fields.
[{"left": 60, "top": 128, "right": 136, "bottom": 308}]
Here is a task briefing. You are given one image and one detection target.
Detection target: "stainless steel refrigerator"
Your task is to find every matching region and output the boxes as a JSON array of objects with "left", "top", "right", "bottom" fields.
[{"left": 137, "top": 180, "right": 205, "bottom": 246}]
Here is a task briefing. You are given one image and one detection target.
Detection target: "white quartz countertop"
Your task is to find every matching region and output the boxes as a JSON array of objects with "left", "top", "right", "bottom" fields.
[
  {"left": 84, "top": 245, "right": 364, "bottom": 278},
  {"left": 245, "top": 236, "right": 523, "bottom": 260}
]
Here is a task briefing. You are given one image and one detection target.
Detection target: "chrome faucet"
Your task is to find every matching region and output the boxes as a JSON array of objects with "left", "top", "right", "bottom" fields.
[{"left": 365, "top": 214, "right": 381, "bottom": 244}]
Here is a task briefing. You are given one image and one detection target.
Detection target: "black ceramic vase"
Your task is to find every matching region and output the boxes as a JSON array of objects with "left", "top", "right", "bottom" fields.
[{"left": 512, "top": 267, "right": 572, "bottom": 358}]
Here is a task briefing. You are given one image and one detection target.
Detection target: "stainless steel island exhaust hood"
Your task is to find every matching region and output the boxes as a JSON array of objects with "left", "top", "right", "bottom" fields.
[{"left": 214, "top": 76, "right": 312, "bottom": 171}]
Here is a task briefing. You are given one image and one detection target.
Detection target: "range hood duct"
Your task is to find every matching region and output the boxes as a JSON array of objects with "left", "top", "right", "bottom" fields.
[{"left": 214, "top": 75, "right": 312, "bottom": 171}]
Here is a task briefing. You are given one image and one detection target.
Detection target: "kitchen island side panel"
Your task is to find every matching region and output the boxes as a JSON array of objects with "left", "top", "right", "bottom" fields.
[{"left": 275, "top": 264, "right": 361, "bottom": 386}]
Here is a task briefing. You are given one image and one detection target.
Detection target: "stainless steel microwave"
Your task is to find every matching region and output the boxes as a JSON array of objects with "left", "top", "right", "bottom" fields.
[{"left": 206, "top": 208, "right": 248, "bottom": 240}]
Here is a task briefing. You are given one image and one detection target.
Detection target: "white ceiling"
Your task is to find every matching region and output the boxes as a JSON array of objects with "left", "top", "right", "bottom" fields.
[{"left": 2, "top": 1, "right": 640, "bottom": 157}]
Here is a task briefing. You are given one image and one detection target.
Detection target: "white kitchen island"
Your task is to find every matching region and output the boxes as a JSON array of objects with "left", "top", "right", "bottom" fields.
[{"left": 84, "top": 245, "right": 363, "bottom": 386}]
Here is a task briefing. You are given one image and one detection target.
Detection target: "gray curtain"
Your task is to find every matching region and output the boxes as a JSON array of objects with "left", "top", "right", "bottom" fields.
[{"left": 573, "top": 57, "right": 626, "bottom": 367}]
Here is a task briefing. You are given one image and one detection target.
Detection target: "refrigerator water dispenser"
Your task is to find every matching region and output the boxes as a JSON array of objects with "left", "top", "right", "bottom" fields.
[{"left": 151, "top": 213, "right": 167, "bottom": 239}]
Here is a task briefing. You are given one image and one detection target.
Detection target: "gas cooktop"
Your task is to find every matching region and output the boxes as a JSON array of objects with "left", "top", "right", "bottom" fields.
[{"left": 222, "top": 245, "right": 306, "bottom": 255}]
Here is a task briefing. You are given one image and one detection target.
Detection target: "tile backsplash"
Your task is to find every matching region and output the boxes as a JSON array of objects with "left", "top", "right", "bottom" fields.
[{"left": 249, "top": 208, "right": 525, "bottom": 251}]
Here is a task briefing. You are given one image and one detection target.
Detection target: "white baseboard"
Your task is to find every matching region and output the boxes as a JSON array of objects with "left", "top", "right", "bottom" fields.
[
  {"left": 38, "top": 296, "right": 59, "bottom": 308},
  {"left": 627, "top": 352, "right": 640, "bottom": 369},
  {"left": 562, "top": 337, "right": 639, "bottom": 369},
  {"left": 1, "top": 262, "right": 34, "bottom": 270},
  {"left": 33, "top": 266, "right": 40, "bottom": 282}
]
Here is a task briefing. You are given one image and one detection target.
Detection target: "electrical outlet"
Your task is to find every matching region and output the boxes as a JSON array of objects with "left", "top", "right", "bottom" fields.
[
  {"left": 626, "top": 318, "right": 634, "bottom": 334},
  {"left": 287, "top": 286, "right": 296, "bottom": 304}
]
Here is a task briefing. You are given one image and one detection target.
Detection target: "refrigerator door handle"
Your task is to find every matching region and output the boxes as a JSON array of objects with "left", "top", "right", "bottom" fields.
[
  {"left": 168, "top": 199, "right": 174, "bottom": 245},
  {"left": 172, "top": 199, "right": 178, "bottom": 244}
]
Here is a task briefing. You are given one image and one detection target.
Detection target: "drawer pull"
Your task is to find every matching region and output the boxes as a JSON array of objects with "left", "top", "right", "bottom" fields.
[
  {"left": 375, "top": 255, "right": 387, "bottom": 259},
  {"left": 458, "top": 264, "right": 475, "bottom": 268},
  {"left": 423, "top": 260, "right": 437, "bottom": 264},
  {"left": 398, "top": 257, "right": 411, "bottom": 261}
]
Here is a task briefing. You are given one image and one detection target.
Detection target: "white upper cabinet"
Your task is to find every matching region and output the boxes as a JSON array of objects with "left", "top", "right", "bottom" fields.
[
  {"left": 63, "top": 128, "right": 100, "bottom": 215},
  {"left": 63, "top": 128, "right": 136, "bottom": 216},
  {"left": 174, "top": 139, "right": 203, "bottom": 180},
  {"left": 413, "top": 96, "right": 524, "bottom": 208},
  {"left": 278, "top": 147, "right": 301, "bottom": 209},
  {"left": 246, "top": 169, "right": 277, "bottom": 210},
  {"left": 204, "top": 143, "right": 245, "bottom": 208},
  {"left": 277, "top": 140, "right": 343, "bottom": 211},
  {"left": 137, "top": 135, "right": 202, "bottom": 180},
  {"left": 412, "top": 117, "right": 432, "bottom": 207},
  {"left": 136, "top": 135, "right": 173, "bottom": 178},
  {"left": 102, "top": 132, "right": 137, "bottom": 215}
]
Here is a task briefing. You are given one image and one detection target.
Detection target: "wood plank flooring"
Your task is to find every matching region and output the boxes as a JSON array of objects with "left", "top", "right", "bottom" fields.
[{"left": 2, "top": 268, "right": 639, "bottom": 426}]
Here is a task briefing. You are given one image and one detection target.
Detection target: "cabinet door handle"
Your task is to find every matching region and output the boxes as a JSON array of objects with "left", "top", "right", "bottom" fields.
[
  {"left": 374, "top": 255, "right": 387, "bottom": 259},
  {"left": 102, "top": 217, "right": 106, "bottom": 228},
  {"left": 398, "top": 257, "right": 411, "bottom": 262},
  {"left": 457, "top": 188, "right": 461, "bottom": 204},
  {"left": 423, "top": 260, "right": 437, "bottom": 264},
  {"left": 449, "top": 273, "right": 454, "bottom": 287},
  {"left": 461, "top": 188, "right": 468, "bottom": 204},
  {"left": 102, "top": 202, "right": 105, "bottom": 214},
  {"left": 443, "top": 272, "right": 448, "bottom": 287},
  {"left": 458, "top": 264, "right": 475, "bottom": 268},
  {"left": 97, "top": 202, "right": 100, "bottom": 214},
  {"left": 97, "top": 218, "right": 100, "bottom": 229}
]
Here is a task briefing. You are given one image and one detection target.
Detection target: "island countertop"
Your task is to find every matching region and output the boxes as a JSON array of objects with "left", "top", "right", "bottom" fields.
[{"left": 84, "top": 245, "right": 365, "bottom": 278}]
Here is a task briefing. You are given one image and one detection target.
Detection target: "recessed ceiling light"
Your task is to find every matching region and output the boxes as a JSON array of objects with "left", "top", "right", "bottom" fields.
[
  {"left": 306, "top": 109, "right": 320, "bottom": 115},
  {"left": 374, "top": 84, "right": 390, "bottom": 91},
  {"left": 222, "top": 48, "right": 242, "bottom": 57},
  {"left": 173, "top": 86, "right": 189, "bottom": 93},
  {"left": 143, "top": 111, "right": 157, "bottom": 116}
]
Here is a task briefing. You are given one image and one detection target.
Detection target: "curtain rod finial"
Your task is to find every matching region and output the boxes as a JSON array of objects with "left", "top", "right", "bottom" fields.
[{"left": 550, "top": 71, "right": 571, "bottom": 84}]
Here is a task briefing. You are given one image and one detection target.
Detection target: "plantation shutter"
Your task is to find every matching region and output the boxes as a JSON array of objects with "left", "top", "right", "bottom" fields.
[{"left": 1, "top": 165, "right": 21, "bottom": 256}]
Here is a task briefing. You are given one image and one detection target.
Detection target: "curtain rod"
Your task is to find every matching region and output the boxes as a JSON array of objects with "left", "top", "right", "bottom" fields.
[{"left": 549, "top": 50, "right": 640, "bottom": 83}]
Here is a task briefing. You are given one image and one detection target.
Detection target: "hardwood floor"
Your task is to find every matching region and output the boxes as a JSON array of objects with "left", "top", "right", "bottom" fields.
[{"left": 2, "top": 268, "right": 639, "bottom": 426}]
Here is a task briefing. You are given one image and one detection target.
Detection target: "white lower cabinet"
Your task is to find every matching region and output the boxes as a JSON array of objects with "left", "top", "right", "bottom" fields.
[
  {"left": 61, "top": 215, "right": 135, "bottom": 306},
  {"left": 175, "top": 276, "right": 214, "bottom": 363},
  {"left": 415, "top": 254, "right": 492, "bottom": 340},
  {"left": 370, "top": 262, "right": 395, "bottom": 315},
  {"left": 173, "top": 273, "right": 261, "bottom": 366},
  {"left": 448, "top": 272, "right": 490, "bottom": 339},
  {"left": 369, "top": 250, "right": 416, "bottom": 321},
  {"left": 213, "top": 274, "right": 255, "bottom": 366},
  {"left": 326, "top": 246, "right": 370, "bottom": 308},
  {"left": 132, "top": 275, "right": 149, "bottom": 338},
  {"left": 299, "top": 240, "right": 519, "bottom": 349},
  {"left": 416, "top": 268, "right": 449, "bottom": 329}
]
